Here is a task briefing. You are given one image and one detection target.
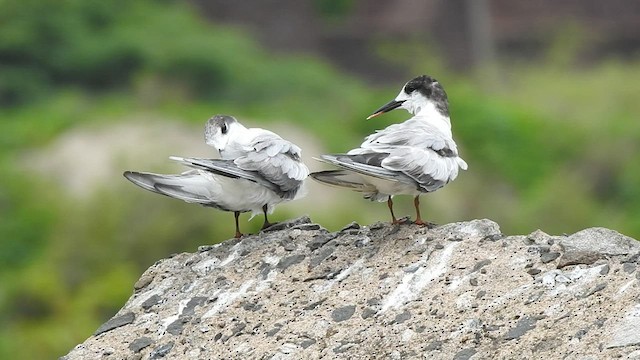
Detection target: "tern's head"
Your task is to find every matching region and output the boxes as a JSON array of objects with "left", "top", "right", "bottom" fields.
[
  {"left": 367, "top": 75, "right": 449, "bottom": 119},
  {"left": 204, "top": 114, "right": 243, "bottom": 150}
]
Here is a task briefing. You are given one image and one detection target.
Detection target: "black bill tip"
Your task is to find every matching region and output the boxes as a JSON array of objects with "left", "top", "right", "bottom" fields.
[{"left": 366, "top": 100, "right": 405, "bottom": 119}]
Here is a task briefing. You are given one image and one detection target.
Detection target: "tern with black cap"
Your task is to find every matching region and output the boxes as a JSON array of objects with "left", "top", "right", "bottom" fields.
[{"left": 311, "top": 75, "right": 467, "bottom": 225}]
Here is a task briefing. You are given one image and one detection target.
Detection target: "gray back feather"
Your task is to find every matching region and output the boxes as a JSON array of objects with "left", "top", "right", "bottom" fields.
[
  {"left": 234, "top": 133, "right": 308, "bottom": 199},
  {"left": 343, "top": 119, "right": 465, "bottom": 192}
]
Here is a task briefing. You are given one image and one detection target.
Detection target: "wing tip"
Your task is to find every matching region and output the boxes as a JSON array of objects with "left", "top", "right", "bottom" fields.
[{"left": 123, "top": 170, "right": 141, "bottom": 181}]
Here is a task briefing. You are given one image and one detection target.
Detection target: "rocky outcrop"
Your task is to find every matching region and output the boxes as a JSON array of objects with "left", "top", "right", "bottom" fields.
[{"left": 62, "top": 217, "right": 640, "bottom": 359}]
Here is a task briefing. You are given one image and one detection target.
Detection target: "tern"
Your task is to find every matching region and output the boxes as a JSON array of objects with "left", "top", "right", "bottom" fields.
[
  {"left": 124, "top": 115, "right": 309, "bottom": 238},
  {"left": 311, "top": 75, "right": 467, "bottom": 225}
]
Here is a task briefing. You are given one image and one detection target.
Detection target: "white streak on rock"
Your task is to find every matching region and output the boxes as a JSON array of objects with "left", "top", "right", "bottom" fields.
[
  {"left": 381, "top": 242, "right": 458, "bottom": 312},
  {"left": 160, "top": 298, "right": 190, "bottom": 335},
  {"left": 545, "top": 264, "right": 606, "bottom": 296},
  {"left": 607, "top": 304, "right": 640, "bottom": 348},
  {"left": 617, "top": 279, "right": 635, "bottom": 295},
  {"left": 335, "top": 259, "right": 363, "bottom": 282},
  {"left": 262, "top": 255, "right": 281, "bottom": 266},
  {"left": 255, "top": 270, "right": 278, "bottom": 292},
  {"left": 127, "top": 277, "right": 175, "bottom": 309},
  {"left": 160, "top": 315, "right": 178, "bottom": 333},
  {"left": 220, "top": 244, "right": 241, "bottom": 267},
  {"left": 448, "top": 275, "right": 467, "bottom": 291},
  {"left": 192, "top": 258, "right": 221, "bottom": 276},
  {"left": 202, "top": 280, "right": 254, "bottom": 318},
  {"left": 312, "top": 258, "right": 365, "bottom": 293},
  {"left": 182, "top": 279, "right": 199, "bottom": 294}
]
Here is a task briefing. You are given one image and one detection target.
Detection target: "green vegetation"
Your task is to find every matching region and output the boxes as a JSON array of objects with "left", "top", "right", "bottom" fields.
[{"left": 1, "top": 1, "right": 639, "bottom": 359}]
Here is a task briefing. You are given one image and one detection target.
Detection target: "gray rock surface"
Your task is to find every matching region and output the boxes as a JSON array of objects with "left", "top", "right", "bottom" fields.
[{"left": 62, "top": 217, "right": 640, "bottom": 359}]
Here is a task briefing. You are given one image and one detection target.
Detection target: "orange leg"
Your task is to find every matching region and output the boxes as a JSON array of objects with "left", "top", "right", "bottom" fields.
[
  {"left": 414, "top": 196, "right": 427, "bottom": 226},
  {"left": 388, "top": 197, "right": 406, "bottom": 224}
]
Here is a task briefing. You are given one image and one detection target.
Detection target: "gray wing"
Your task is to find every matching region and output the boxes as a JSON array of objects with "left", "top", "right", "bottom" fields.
[
  {"left": 347, "top": 120, "right": 467, "bottom": 191},
  {"left": 169, "top": 157, "right": 283, "bottom": 195},
  {"left": 233, "top": 133, "right": 309, "bottom": 199},
  {"left": 316, "top": 154, "right": 415, "bottom": 184},
  {"left": 171, "top": 131, "right": 309, "bottom": 200},
  {"left": 357, "top": 120, "right": 460, "bottom": 158}
]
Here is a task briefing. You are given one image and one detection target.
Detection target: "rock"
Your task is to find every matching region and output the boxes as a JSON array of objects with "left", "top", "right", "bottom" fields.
[
  {"left": 540, "top": 251, "right": 560, "bottom": 263},
  {"left": 557, "top": 227, "right": 640, "bottom": 268},
  {"left": 425, "top": 340, "right": 443, "bottom": 351},
  {"left": 339, "top": 222, "right": 360, "bottom": 232},
  {"left": 299, "top": 337, "right": 316, "bottom": 349},
  {"left": 453, "top": 348, "right": 477, "bottom": 360},
  {"left": 93, "top": 312, "right": 135, "bottom": 336},
  {"left": 332, "top": 305, "right": 356, "bottom": 322},
  {"left": 471, "top": 259, "right": 492, "bottom": 273},
  {"left": 527, "top": 268, "right": 541, "bottom": 276},
  {"left": 62, "top": 218, "right": 640, "bottom": 359},
  {"left": 149, "top": 342, "right": 173, "bottom": 359},
  {"left": 504, "top": 316, "right": 538, "bottom": 340},
  {"left": 141, "top": 294, "right": 161, "bottom": 310},
  {"left": 623, "top": 262, "right": 636, "bottom": 274},
  {"left": 129, "top": 337, "right": 153, "bottom": 353},
  {"left": 394, "top": 310, "right": 411, "bottom": 324},
  {"left": 606, "top": 305, "right": 640, "bottom": 348},
  {"left": 165, "top": 317, "right": 186, "bottom": 335},
  {"left": 361, "top": 307, "right": 376, "bottom": 319},
  {"left": 526, "top": 229, "right": 557, "bottom": 245},
  {"left": 309, "top": 246, "right": 335, "bottom": 268},
  {"left": 575, "top": 283, "right": 607, "bottom": 299},
  {"left": 276, "top": 254, "right": 305, "bottom": 271}
]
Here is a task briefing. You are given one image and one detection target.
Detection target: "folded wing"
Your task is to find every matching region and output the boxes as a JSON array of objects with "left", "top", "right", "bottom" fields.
[{"left": 171, "top": 132, "right": 308, "bottom": 200}]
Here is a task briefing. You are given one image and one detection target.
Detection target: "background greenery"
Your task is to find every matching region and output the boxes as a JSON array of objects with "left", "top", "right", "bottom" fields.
[{"left": 1, "top": 0, "right": 639, "bottom": 358}]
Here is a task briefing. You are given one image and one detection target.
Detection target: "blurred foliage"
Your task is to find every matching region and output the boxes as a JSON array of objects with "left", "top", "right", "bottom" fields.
[
  {"left": 314, "top": 0, "right": 355, "bottom": 21},
  {"left": 1, "top": 0, "right": 640, "bottom": 359}
]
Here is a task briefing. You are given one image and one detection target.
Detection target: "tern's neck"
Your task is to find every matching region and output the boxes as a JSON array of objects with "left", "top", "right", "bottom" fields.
[
  {"left": 413, "top": 102, "right": 452, "bottom": 131},
  {"left": 218, "top": 126, "right": 252, "bottom": 159}
]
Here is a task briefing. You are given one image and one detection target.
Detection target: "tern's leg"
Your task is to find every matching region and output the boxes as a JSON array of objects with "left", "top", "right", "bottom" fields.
[
  {"left": 233, "top": 211, "right": 243, "bottom": 238},
  {"left": 413, "top": 196, "right": 426, "bottom": 226},
  {"left": 413, "top": 196, "right": 436, "bottom": 227},
  {"left": 387, "top": 197, "right": 405, "bottom": 225},
  {"left": 261, "top": 204, "right": 275, "bottom": 230}
]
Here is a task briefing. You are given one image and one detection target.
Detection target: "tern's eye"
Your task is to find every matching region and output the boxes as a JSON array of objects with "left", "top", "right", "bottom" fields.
[
  {"left": 404, "top": 85, "right": 415, "bottom": 94},
  {"left": 221, "top": 123, "right": 228, "bottom": 134}
]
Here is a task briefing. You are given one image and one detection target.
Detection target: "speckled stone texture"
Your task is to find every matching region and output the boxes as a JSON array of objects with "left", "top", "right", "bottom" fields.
[{"left": 62, "top": 217, "right": 640, "bottom": 359}]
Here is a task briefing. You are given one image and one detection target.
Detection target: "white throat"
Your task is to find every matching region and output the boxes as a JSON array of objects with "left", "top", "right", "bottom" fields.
[
  {"left": 404, "top": 101, "right": 452, "bottom": 141},
  {"left": 397, "top": 90, "right": 450, "bottom": 125}
]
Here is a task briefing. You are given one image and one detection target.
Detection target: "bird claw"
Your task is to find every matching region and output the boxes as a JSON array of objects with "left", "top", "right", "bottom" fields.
[
  {"left": 414, "top": 219, "right": 437, "bottom": 228},
  {"left": 261, "top": 221, "right": 278, "bottom": 231},
  {"left": 391, "top": 216, "right": 411, "bottom": 225}
]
